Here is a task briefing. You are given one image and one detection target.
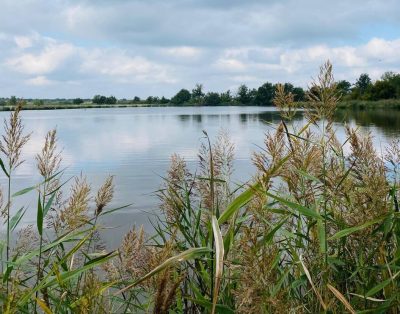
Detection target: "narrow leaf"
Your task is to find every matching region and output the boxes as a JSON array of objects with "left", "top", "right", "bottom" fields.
[{"left": 211, "top": 215, "right": 224, "bottom": 314}]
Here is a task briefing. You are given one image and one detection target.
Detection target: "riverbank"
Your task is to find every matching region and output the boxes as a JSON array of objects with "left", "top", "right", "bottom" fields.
[{"left": 1, "top": 99, "right": 400, "bottom": 111}]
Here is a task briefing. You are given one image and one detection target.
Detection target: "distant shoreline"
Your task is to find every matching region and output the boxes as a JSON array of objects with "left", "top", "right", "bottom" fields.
[{"left": 1, "top": 99, "right": 400, "bottom": 111}]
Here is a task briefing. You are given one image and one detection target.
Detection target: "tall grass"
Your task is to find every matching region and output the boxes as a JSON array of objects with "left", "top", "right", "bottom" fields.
[{"left": 1, "top": 61, "right": 400, "bottom": 313}]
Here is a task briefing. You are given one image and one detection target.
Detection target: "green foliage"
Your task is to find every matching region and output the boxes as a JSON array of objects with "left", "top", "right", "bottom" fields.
[
  {"left": 170, "top": 88, "right": 191, "bottom": 105},
  {"left": 204, "top": 92, "right": 221, "bottom": 106},
  {"left": 254, "top": 82, "right": 275, "bottom": 106},
  {"left": 92, "top": 95, "right": 117, "bottom": 104},
  {"left": 337, "top": 80, "right": 352, "bottom": 95},
  {"left": 73, "top": 98, "right": 84, "bottom": 105},
  {"left": 236, "top": 84, "right": 253, "bottom": 104}
]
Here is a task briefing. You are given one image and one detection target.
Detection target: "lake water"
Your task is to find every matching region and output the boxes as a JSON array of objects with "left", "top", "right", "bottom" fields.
[{"left": 1, "top": 106, "right": 399, "bottom": 247}]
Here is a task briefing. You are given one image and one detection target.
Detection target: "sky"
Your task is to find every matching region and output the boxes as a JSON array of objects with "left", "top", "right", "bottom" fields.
[{"left": 0, "top": 0, "right": 399, "bottom": 99}]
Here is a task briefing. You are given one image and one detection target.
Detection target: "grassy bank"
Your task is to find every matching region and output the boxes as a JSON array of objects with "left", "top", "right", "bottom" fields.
[
  {"left": 1, "top": 62, "right": 400, "bottom": 313},
  {"left": 1, "top": 99, "right": 400, "bottom": 111}
]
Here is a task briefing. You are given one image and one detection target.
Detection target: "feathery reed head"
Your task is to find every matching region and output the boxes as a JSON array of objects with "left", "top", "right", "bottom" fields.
[
  {"left": 306, "top": 60, "right": 339, "bottom": 122},
  {"left": 273, "top": 83, "right": 297, "bottom": 120},
  {"left": 36, "top": 129, "right": 62, "bottom": 179},
  {"left": 0, "top": 102, "right": 31, "bottom": 171},
  {"left": 95, "top": 175, "right": 114, "bottom": 216}
]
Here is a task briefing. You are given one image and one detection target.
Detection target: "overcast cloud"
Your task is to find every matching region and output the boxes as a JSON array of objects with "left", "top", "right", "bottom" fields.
[{"left": 0, "top": 0, "right": 399, "bottom": 98}]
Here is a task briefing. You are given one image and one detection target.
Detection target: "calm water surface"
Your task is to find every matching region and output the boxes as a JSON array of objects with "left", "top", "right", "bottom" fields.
[{"left": 1, "top": 106, "right": 399, "bottom": 246}]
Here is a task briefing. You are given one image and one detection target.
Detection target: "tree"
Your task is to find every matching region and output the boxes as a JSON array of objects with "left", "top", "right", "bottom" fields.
[
  {"left": 370, "top": 80, "right": 396, "bottom": 100},
  {"left": 381, "top": 72, "right": 400, "bottom": 99},
  {"left": 292, "top": 87, "right": 305, "bottom": 102},
  {"left": 204, "top": 92, "right": 221, "bottom": 106},
  {"left": 133, "top": 96, "right": 141, "bottom": 103},
  {"left": 73, "top": 98, "right": 84, "bottom": 104},
  {"left": 8, "top": 96, "right": 17, "bottom": 106},
  {"left": 191, "top": 84, "right": 205, "bottom": 100},
  {"left": 171, "top": 89, "right": 191, "bottom": 105},
  {"left": 220, "top": 90, "right": 232, "bottom": 103},
  {"left": 254, "top": 82, "right": 274, "bottom": 106},
  {"left": 160, "top": 96, "right": 170, "bottom": 104},
  {"left": 337, "top": 80, "right": 352, "bottom": 96},
  {"left": 92, "top": 95, "right": 117, "bottom": 104},
  {"left": 236, "top": 84, "right": 252, "bottom": 104},
  {"left": 355, "top": 73, "right": 372, "bottom": 95}
]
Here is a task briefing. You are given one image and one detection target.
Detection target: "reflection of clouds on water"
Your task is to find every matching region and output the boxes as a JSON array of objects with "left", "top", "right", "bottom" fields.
[{"left": 0, "top": 106, "right": 399, "bottom": 242}]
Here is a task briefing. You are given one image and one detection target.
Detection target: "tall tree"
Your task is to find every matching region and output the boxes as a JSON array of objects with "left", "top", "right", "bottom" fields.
[
  {"left": 255, "top": 82, "right": 275, "bottom": 106},
  {"left": 355, "top": 73, "right": 372, "bottom": 94},
  {"left": 171, "top": 89, "right": 191, "bottom": 105}
]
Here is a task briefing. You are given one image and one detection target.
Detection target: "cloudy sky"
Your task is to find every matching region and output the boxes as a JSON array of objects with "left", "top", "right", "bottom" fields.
[{"left": 1, "top": 0, "right": 399, "bottom": 98}]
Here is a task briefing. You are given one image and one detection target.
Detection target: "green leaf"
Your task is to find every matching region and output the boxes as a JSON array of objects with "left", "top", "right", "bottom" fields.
[
  {"left": 218, "top": 182, "right": 259, "bottom": 224},
  {"left": 43, "top": 251, "right": 117, "bottom": 288},
  {"left": 9, "top": 207, "right": 26, "bottom": 231},
  {"left": 37, "top": 194, "right": 43, "bottom": 236},
  {"left": 258, "top": 217, "right": 288, "bottom": 247},
  {"left": 329, "top": 214, "right": 389, "bottom": 240},
  {"left": 365, "top": 271, "right": 400, "bottom": 297},
  {"left": 266, "top": 192, "right": 322, "bottom": 219},
  {"left": 43, "top": 192, "right": 56, "bottom": 217},
  {"left": 0, "top": 158, "right": 9, "bottom": 177},
  {"left": 12, "top": 185, "right": 36, "bottom": 197}
]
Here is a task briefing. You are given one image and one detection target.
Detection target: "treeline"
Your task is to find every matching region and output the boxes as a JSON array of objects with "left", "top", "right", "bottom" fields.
[
  {"left": 93, "top": 71, "right": 400, "bottom": 106},
  {"left": 1, "top": 71, "right": 399, "bottom": 107},
  {"left": 116, "top": 83, "right": 305, "bottom": 106}
]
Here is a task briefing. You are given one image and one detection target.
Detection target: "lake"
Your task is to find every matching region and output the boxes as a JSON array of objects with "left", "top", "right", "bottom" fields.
[{"left": 1, "top": 106, "right": 399, "bottom": 247}]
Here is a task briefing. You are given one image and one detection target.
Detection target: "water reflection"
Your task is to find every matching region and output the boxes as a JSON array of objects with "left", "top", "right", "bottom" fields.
[{"left": 0, "top": 106, "right": 398, "bottom": 245}]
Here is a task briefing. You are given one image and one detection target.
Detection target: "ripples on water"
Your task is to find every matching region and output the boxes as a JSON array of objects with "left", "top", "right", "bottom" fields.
[{"left": 0, "top": 106, "right": 398, "bottom": 246}]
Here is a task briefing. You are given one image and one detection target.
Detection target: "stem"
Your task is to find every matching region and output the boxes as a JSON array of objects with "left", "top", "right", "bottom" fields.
[
  {"left": 6, "top": 166, "right": 11, "bottom": 294},
  {"left": 35, "top": 184, "right": 47, "bottom": 313}
]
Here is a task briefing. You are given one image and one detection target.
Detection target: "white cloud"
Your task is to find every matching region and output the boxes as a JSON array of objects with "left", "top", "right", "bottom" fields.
[
  {"left": 25, "top": 75, "right": 54, "bottom": 86},
  {"left": 214, "top": 58, "right": 247, "bottom": 72},
  {"left": 163, "top": 46, "right": 202, "bottom": 58},
  {"left": 6, "top": 42, "right": 76, "bottom": 75},
  {"left": 14, "top": 35, "right": 34, "bottom": 49},
  {"left": 80, "top": 49, "right": 176, "bottom": 83}
]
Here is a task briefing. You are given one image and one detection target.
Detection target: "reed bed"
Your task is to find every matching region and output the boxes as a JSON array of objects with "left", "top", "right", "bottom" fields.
[{"left": 0, "top": 61, "right": 400, "bottom": 313}]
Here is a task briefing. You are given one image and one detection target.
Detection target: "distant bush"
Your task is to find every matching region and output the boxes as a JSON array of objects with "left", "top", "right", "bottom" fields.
[
  {"left": 92, "top": 95, "right": 117, "bottom": 104},
  {"left": 73, "top": 98, "right": 84, "bottom": 104}
]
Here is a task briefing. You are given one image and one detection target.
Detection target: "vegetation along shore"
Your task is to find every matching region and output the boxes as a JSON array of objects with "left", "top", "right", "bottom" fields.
[
  {"left": 1, "top": 70, "right": 400, "bottom": 110},
  {"left": 0, "top": 62, "right": 399, "bottom": 312}
]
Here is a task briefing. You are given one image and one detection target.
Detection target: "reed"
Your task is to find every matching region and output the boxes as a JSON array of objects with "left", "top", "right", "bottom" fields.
[{"left": 0, "top": 62, "right": 399, "bottom": 313}]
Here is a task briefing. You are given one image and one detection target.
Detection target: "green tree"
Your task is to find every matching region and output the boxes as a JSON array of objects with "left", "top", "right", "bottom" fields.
[
  {"left": 236, "top": 84, "right": 252, "bottom": 104},
  {"left": 355, "top": 73, "right": 372, "bottom": 95},
  {"left": 171, "top": 89, "right": 191, "bottom": 105},
  {"left": 160, "top": 96, "right": 170, "bottom": 104},
  {"left": 204, "top": 92, "right": 221, "bottom": 106},
  {"left": 191, "top": 84, "right": 205, "bottom": 102},
  {"left": 336, "top": 80, "right": 351, "bottom": 96},
  {"left": 106, "top": 96, "right": 117, "bottom": 104},
  {"left": 254, "top": 82, "right": 275, "bottom": 106},
  {"left": 73, "top": 98, "right": 84, "bottom": 105},
  {"left": 8, "top": 96, "right": 17, "bottom": 106},
  {"left": 220, "top": 90, "right": 232, "bottom": 103},
  {"left": 292, "top": 87, "right": 305, "bottom": 101}
]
